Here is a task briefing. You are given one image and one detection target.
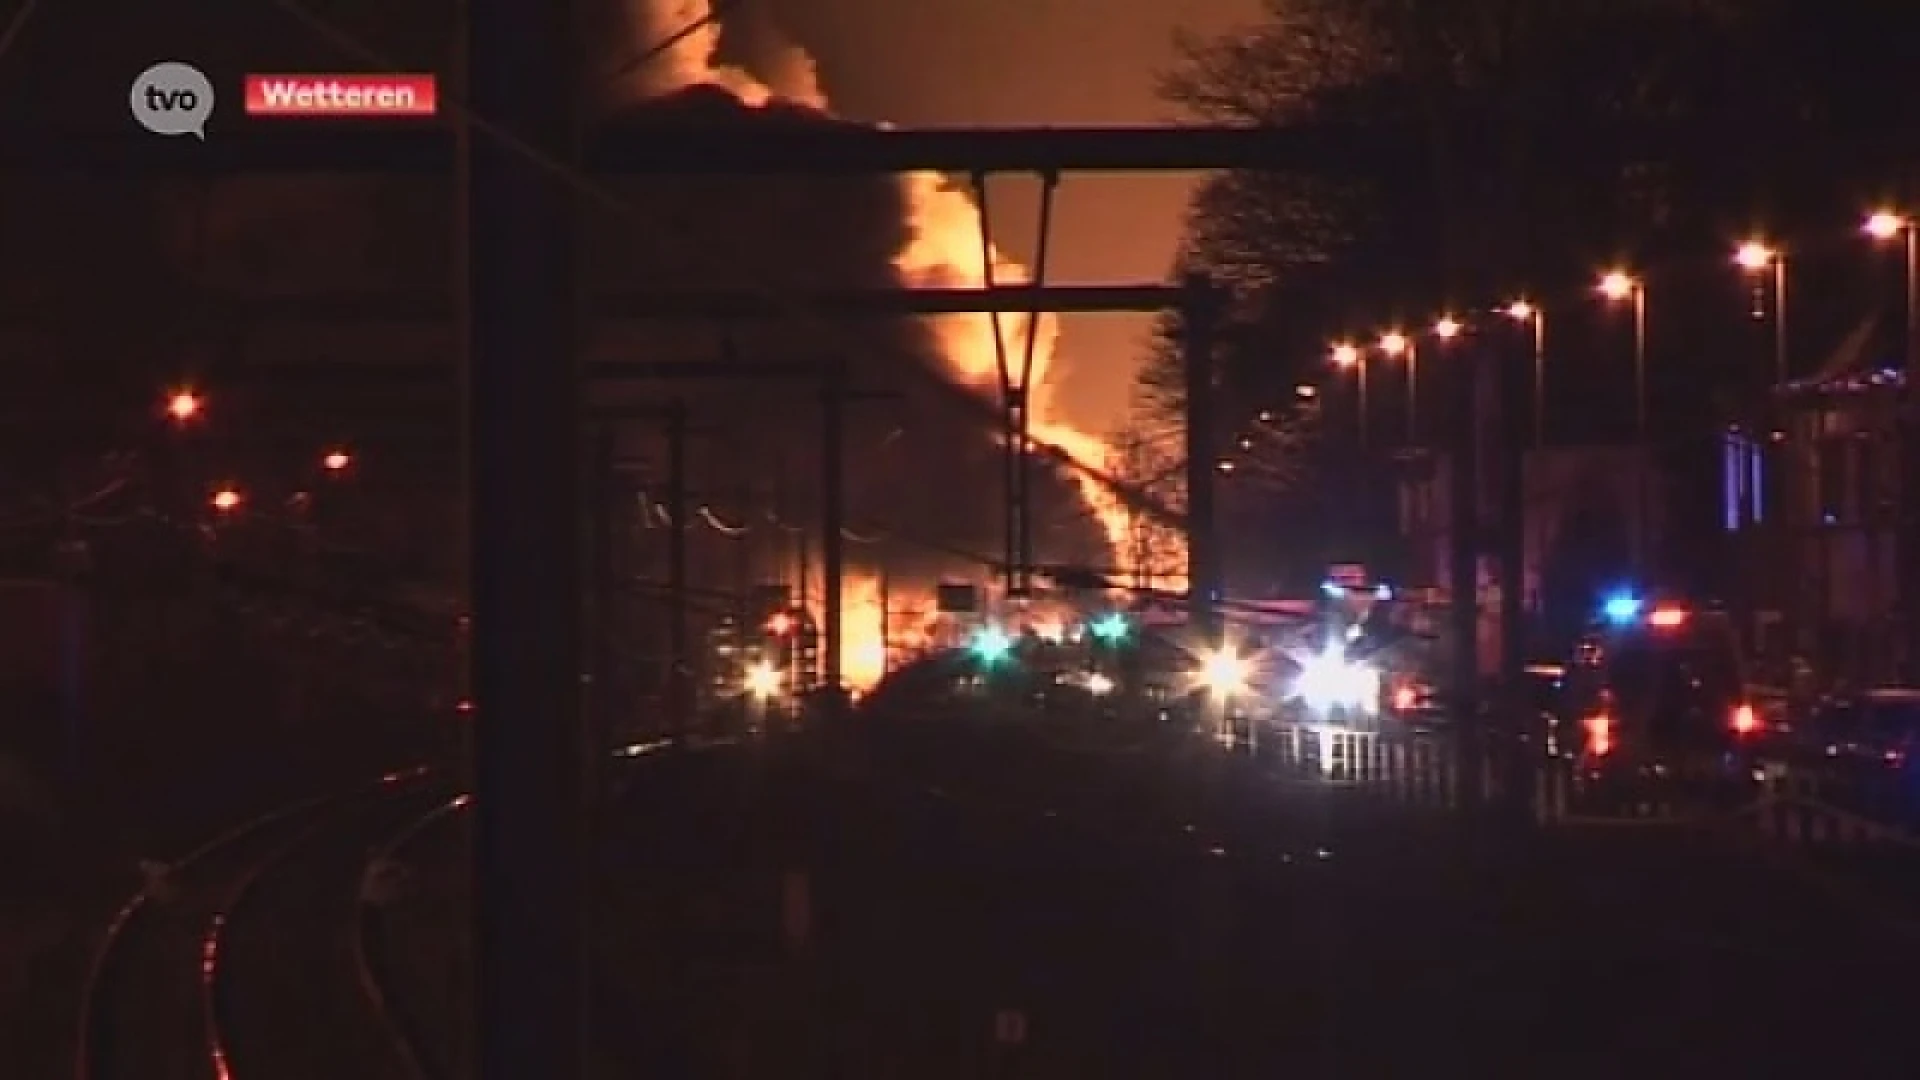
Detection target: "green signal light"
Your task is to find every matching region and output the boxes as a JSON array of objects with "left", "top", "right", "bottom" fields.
[
  {"left": 969, "top": 625, "right": 1014, "bottom": 663},
  {"left": 1089, "top": 613, "right": 1131, "bottom": 643}
]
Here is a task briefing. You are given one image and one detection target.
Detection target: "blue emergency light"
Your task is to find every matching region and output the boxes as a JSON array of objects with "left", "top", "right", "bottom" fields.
[{"left": 1601, "top": 590, "right": 1642, "bottom": 624}]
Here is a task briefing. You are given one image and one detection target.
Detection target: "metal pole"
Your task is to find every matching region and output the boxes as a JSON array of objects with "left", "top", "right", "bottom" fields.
[
  {"left": 1496, "top": 331, "right": 1529, "bottom": 821},
  {"left": 1356, "top": 358, "right": 1370, "bottom": 450},
  {"left": 1633, "top": 286, "right": 1650, "bottom": 571},
  {"left": 879, "top": 569, "right": 891, "bottom": 672},
  {"left": 468, "top": 0, "right": 586, "bottom": 1071},
  {"left": 665, "top": 403, "right": 691, "bottom": 730},
  {"left": 821, "top": 360, "right": 847, "bottom": 698},
  {"left": 1904, "top": 225, "right": 1920, "bottom": 679},
  {"left": 1407, "top": 343, "right": 1420, "bottom": 446},
  {"left": 1774, "top": 258, "right": 1789, "bottom": 386},
  {"left": 1531, "top": 311, "right": 1546, "bottom": 449},
  {"left": 1181, "top": 271, "right": 1223, "bottom": 645},
  {"left": 588, "top": 425, "right": 615, "bottom": 776},
  {"left": 1448, "top": 341, "right": 1482, "bottom": 804}
]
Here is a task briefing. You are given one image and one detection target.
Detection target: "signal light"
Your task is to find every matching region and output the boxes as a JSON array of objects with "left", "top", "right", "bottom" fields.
[
  {"left": 1088, "top": 612, "right": 1130, "bottom": 643},
  {"left": 968, "top": 625, "right": 1013, "bottom": 664},
  {"left": 1731, "top": 703, "right": 1758, "bottom": 734}
]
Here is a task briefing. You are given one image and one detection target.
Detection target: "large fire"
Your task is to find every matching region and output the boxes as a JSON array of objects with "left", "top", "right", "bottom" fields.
[{"left": 625, "top": 0, "right": 1133, "bottom": 690}]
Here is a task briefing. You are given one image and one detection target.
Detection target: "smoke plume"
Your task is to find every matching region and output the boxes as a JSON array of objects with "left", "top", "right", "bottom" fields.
[{"left": 607, "top": 0, "right": 1123, "bottom": 686}]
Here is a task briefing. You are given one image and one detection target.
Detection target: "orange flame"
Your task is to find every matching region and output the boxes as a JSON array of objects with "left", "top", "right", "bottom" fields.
[{"left": 623, "top": 1, "right": 1137, "bottom": 679}]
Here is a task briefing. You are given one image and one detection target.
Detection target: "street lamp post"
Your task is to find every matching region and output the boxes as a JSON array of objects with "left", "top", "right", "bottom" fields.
[
  {"left": 1379, "top": 330, "right": 1416, "bottom": 445},
  {"left": 1504, "top": 301, "right": 1546, "bottom": 447},
  {"left": 1737, "top": 241, "right": 1789, "bottom": 386},
  {"left": 1865, "top": 210, "right": 1920, "bottom": 374},
  {"left": 1866, "top": 209, "right": 1920, "bottom": 678},
  {"left": 1599, "top": 271, "right": 1650, "bottom": 569},
  {"left": 1331, "top": 342, "right": 1366, "bottom": 448}
]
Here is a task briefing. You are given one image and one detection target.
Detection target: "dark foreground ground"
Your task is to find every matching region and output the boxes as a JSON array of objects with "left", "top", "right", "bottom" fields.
[
  {"left": 0, "top": 585, "right": 451, "bottom": 1076},
  {"left": 380, "top": 701, "right": 1920, "bottom": 1079}
]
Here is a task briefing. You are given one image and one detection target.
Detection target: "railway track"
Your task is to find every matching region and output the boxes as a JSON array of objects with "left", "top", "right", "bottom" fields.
[{"left": 75, "top": 766, "right": 456, "bottom": 1080}]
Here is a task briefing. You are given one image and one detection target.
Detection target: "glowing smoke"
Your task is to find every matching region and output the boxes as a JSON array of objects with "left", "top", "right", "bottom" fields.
[{"left": 616, "top": 0, "right": 1130, "bottom": 688}]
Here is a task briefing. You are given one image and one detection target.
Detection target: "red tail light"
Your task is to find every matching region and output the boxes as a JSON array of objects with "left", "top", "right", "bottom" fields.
[
  {"left": 1392, "top": 686, "right": 1418, "bottom": 711},
  {"left": 1731, "top": 703, "right": 1758, "bottom": 734},
  {"left": 1583, "top": 713, "right": 1613, "bottom": 756}
]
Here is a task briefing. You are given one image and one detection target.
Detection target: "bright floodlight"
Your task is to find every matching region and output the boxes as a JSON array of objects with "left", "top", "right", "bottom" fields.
[
  {"left": 1865, "top": 210, "right": 1907, "bottom": 240},
  {"left": 1734, "top": 241, "right": 1775, "bottom": 271},
  {"left": 1196, "top": 648, "right": 1250, "bottom": 696},
  {"left": 743, "top": 660, "right": 783, "bottom": 699},
  {"left": 1292, "top": 645, "right": 1380, "bottom": 714},
  {"left": 1597, "top": 270, "right": 1636, "bottom": 299},
  {"left": 1086, "top": 672, "right": 1115, "bottom": 696},
  {"left": 1331, "top": 342, "right": 1361, "bottom": 368},
  {"left": 1378, "top": 331, "right": 1409, "bottom": 356},
  {"left": 1434, "top": 316, "right": 1462, "bottom": 339}
]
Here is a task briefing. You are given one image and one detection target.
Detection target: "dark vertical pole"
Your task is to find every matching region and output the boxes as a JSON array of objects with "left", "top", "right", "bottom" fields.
[
  {"left": 879, "top": 569, "right": 891, "bottom": 672},
  {"left": 665, "top": 403, "right": 691, "bottom": 730},
  {"left": 1495, "top": 337, "right": 1530, "bottom": 822},
  {"left": 467, "top": 0, "right": 585, "bottom": 1073},
  {"left": 821, "top": 360, "right": 847, "bottom": 698},
  {"left": 588, "top": 426, "right": 615, "bottom": 770},
  {"left": 1002, "top": 393, "right": 1023, "bottom": 597},
  {"left": 1904, "top": 223, "right": 1920, "bottom": 679},
  {"left": 1496, "top": 348, "right": 1527, "bottom": 685},
  {"left": 1448, "top": 346, "right": 1482, "bottom": 805},
  {"left": 1010, "top": 387, "right": 1031, "bottom": 596},
  {"left": 1182, "top": 271, "right": 1224, "bottom": 645},
  {"left": 735, "top": 480, "right": 752, "bottom": 625}
]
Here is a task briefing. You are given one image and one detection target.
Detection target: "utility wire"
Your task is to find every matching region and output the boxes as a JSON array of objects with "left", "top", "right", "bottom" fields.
[{"left": 598, "top": 0, "right": 746, "bottom": 91}]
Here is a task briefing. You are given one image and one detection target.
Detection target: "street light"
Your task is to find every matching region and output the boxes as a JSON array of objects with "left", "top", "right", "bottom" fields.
[
  {"left": 1865, "top": 209, "right": 1920, "bottom": 666},
  {"left": 210, "top": 487, "right": 242, "bottom": 513},
  {"left": 1863, "top": 210, "right": 1918, "bottom": 374},
  {"left": 1735, "top": 240, "right": 1788, "bottom": 386},
  {"left": 1597, "top": 269, "right": 1650, "bottom": 569},
  {"left": 164, "top": 389, "right": 201, "bottom": 423},
  {"left": 321, "top": 449, "right": 353, "bottom": 472},
  {"left": 1331, "top": 341, "right": 1367, "bottom": 447},
  {"left": 1595, "top": 270, "right": 1648, "bottom": 436},
  {"left": 1196, "top": 647, "right": 1250, "bottom": 697},
  {"left": 743, "top": 660, "right": 783, "bottom": 700},
  {"left": 1378, "top": 330, "right": 1418, "bottom": 444},
  {"left": 1503, "top": 300, "right": 1547, "bottom": 447},
  {"left": 1597, "top": 270, "right": 1635, "bottom": 301},
  {"left": 1434, "top": 315, "right": 1462, "bottom": 340},
  {"left": 1865, "top": 209, "right": 1908, "bottom": 241}
]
